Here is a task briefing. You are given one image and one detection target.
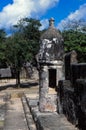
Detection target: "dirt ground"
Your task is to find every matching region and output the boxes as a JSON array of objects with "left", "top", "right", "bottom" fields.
[
  {"left": 0, "top": 78, "right": 39, "bottom": 130},
  {"left": 0, "top": 78, "right": 39, "bottom": 96}
]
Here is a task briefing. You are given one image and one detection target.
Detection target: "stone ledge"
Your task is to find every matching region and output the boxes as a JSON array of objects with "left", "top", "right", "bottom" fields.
[
  {"left": 21, "top": 96, "right": 37, "bottom": 130},
  {"left": 25, "top": 94, "right": 78, "bottom": 130}
]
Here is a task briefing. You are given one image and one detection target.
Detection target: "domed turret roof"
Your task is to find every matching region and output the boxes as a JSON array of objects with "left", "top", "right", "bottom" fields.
[{"left": 40, "top": 18, "right": 63, "bottom": 40}]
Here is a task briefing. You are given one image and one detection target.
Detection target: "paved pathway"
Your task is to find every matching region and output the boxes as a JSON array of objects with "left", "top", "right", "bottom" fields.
[
  {"left": 4, "top": 98, "right": 28, "bottom": 130},
  {"left": 1, "top": 82, "right": 79, "bottom": 130},
  {"left": 25, "top": 93, "right": 78, "bottom": 130}
]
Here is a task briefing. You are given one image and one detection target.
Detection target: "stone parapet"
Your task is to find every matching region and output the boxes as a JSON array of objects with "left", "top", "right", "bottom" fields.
[{"left": 58, "top": 79, "right": 86, "bottom": 130}]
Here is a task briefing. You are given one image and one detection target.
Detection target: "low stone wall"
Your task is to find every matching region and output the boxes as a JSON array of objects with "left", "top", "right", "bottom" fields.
[
  {"left": 58, "top": 79, "right": 86, "bottom": 130},
  {"left": 64, "top": 50, "right": 77, "bottom": 80},
  {"left": 62, "top": 54, "right": 86, "bottom": 129},
  {"left": 57, "top": 80, "right": 77, "bottom": 125},
  {"left": 71, "top": 63, "right": 86, "bottom": 85},
  {"left": 75, "top": 79, "right": 86, "bottom": 129}
]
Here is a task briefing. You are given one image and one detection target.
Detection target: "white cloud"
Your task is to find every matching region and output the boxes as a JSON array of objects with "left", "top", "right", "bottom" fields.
[
  {"left": 57, "top": 4, "right": 86, "bottom": 30},
  {"left": 0, "top": 0, "right": 59, "bottom": 29},
  {"left": 40, "top": 19, "right": 49, "bottom": 30}
]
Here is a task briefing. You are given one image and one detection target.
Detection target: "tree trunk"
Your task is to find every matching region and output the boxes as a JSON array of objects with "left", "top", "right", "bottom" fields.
[{"left": 16, "top": 70, "right": 20, "bottom": 88}]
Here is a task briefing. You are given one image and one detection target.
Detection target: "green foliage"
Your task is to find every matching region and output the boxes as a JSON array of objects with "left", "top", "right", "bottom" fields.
[
  {"left": 13, "top": 18, "right": 41, "bottom": 62},
  {"left": 62, "top": 30, "right": 86, "bottom": 62},
  {"left": 0, "top": 18, "right": 41, "bottom": 86},
  {"left": 0, "top": 29, "right": 6, "bottom": 43},
  {"left": 62, "top": 19, "right": 86, "bottom": 32},
  {"left": 4, "top": 36, "right": 27, "bottom": 68},
  {"left": 0, "top": 29, "right": 7, "bottom": 67},
  {"left": 23, "top": 18, "right": 41, "bottom": 40}
]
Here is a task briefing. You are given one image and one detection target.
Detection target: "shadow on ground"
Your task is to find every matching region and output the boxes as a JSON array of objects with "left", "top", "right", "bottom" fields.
[
  {"left": 20, "top": 82, "right": 38, "bottom": 88},
  {"left": 0, "top": 81, "right": 38, "bottom": 91}
]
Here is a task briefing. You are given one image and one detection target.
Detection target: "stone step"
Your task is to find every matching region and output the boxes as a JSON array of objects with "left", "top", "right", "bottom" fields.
[{"left": 21, "top": 96, "right": 37, "bottom": 130}]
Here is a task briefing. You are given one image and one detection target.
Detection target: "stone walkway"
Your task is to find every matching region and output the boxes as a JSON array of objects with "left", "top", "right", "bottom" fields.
[
  {"left": 0, "top": 93, "right": 6, "bottom": 130},
  {"left": 0, "top": 80, "right": 79, "bottom": 130},
  {"left": 4, "top": 98, "right": 28, "bottom": 130},
  {"left": 25, "top": 93, "right": 78, "bottom": 130}
]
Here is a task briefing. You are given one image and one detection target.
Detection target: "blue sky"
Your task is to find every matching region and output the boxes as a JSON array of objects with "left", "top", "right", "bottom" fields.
[
  {"left": 42, "top": 0, "right": 86, "bottom": 23},
  {"left": 0, "top": 0, "right": 86, "bottom": 33}
]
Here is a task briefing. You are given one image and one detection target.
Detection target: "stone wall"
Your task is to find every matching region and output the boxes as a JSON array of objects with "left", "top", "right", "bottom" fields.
[
  {"left": 57, "top": 80, "right": 77, "bottom": 125},
  {"left": 57, "top": 63, "right": 86, "bottom": 130},
  {"left": 0, "top": 67, "right": 12, "bottom": 78},
  {"left": 71, "top": 63, "right": 86, "bottom": 85},
  {"left": 64, "top": 50, "right": 77, "bottom": 80},
  {"left": 58, "top": 79, "right": 86, "bottom": 129},
  {"left": 75, "top": 79, "right": 86, "bottom": 129}
]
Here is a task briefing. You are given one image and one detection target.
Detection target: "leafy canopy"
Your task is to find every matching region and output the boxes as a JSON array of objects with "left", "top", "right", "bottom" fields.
[{"left": 62, "top": 30, "right": 86, "bottom": 62}]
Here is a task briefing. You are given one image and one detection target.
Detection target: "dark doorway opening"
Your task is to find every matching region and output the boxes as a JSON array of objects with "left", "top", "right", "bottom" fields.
[{"left": 49, "top": 69, "right": 56, "bottom": 88}]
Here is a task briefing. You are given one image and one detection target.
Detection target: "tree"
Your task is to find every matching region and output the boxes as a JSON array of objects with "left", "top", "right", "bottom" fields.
[
  {"left": 4, "top": 35, "right": 30, "bottom": 87},
  {"left": 0, "top": 29, "right": 7, "bottom": 68},
  {"left": 4, "top": 18, "right": 41, "bottom": 87},
  {"left": 61, "top": 19, "right": 86, "bottom": 62},
  {"left": 62, "top": 19, "right": 86, "bottom": 32},
  {"left": 0, "top": 29, "right": 6, "bottom": 43},
  {"left": 14, "top": 18, "right": 41, "bottom": 63},
  {"left": 62, "top": 30, "right": 86, "bottom": 62}
]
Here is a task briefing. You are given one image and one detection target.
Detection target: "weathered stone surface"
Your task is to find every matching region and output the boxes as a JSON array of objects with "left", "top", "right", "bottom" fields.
[
  {"left": 75, "top": 79, "right": 86, "bottom": 129},
  {"left": 38, "top": 18, "right": 64, "bottom": 62},
  {"left": 58, "top": 80, "right": 77, "bottom": 125},
  {"left": 38, "top": 38, "right": 64, "bottom": 61},
  {"left": 58, "top": 62, "right": 86, "bottom": 130},
  {"left": 0, "top": 67, "right": 12, "bottom": 78},
  {"left": 37, "top": 114, "right": 78, "bottom": 130},
  {"left": 4, "top": 98, "right": 28, "bottom": 130},
  {"left": 71, "top": 63, "right": 86, "bottom": 85},
  {"left": 64, "top": 50, "right": 77, "bottom": 80},
  {"left": 22, "top": 96, "right": 37, "bottom": 130},
  {"left": 39, "top": 66, "right": 49, "bottom": 112},
  {"left": 31, "top": 106, "right": 78, "bottom": 130},
  {"left": 25, "top": 94, "right": 78, "bottom": 130},
  {"left": 39, "top": 94, "right": 57, "bottom": 112},
  {"left": 40, "top": 18, "right": 63, "bottom": 41},
  {"left": 38, "top": 18, "right": 64, "bottom": 112}
]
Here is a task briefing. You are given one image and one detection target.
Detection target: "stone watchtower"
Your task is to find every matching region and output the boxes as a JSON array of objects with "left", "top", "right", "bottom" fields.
[{"left": 38, "top": 18, "right": 64, "bottom": 112}]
